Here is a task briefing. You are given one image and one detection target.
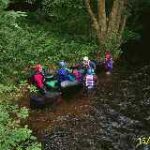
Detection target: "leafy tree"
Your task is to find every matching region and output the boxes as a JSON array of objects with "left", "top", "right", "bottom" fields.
[
  {"left": 85, "top": 0, "right": 129, "bottom": 57},
  {"left": 6, "top": 0, "right": 150, "bottom": 59},
  {"left": 41, "top": 0, "right": 132, "bottom": 58}
]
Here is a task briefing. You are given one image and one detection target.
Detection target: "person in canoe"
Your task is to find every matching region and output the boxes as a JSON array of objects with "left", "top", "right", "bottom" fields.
[
  {"left": 72, "top": 64, "right": 83, "bottom": 83},
  {"left": 30, "top": 64, "right": 47, "bottom": 95},
  {"left": 57, "top": 60, "right": 77, "bottom": 88},
  {"left": 29, "top": 64, "right": 62, "bottom": 108}
]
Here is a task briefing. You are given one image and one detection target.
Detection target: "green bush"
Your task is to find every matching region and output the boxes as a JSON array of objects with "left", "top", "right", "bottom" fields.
[
  {"left": 0, "top": 21, "right": 97, "bottom": 84},
  {"left": 103, "top": 33, "right": 122, "bottom": 59},
  {"left": 0, "top": 1, "right": 97, "bottom": 85},
  {"left": 41, "top": 0, "right": 89, "bottom": 35},
  {"left": 0, "top": 102, "right": 41, "bottom": 150}
]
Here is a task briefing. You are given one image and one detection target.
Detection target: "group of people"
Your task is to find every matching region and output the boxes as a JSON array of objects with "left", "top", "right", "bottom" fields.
[{"left": 29, "top": 51, "right": 113, "bottom": 95}]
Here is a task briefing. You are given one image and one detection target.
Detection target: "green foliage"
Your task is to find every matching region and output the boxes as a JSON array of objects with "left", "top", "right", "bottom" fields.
[
  {"left": 42, "top": 0, "right": 89, "bottom": 35},
  {"left": 42, "top": 0, "right": 84, "bottom": 19},
  {"left": 0, "top": 103, "right": 41, "bottom": 150},
  {"left": 17, "top": 106, "right": 29, "bottom": 119},
  {"left": 123, "top": 28, "right": 141, "bottom": 42},
  {"left": 28, "top": 84, "right": 38, "bottom": 93},
  {"left": 103, "top": 33, "right": 122, "bottom": 59},
  {"left": 0, "top": 0, "right": 148, "bottom": 84},
  {"left": 0, "top": 84, "right": 17, "bottom": 94},
  {"left": 102, "top": 29, "right": 140, "bottom": 59},
  {"left": 0, "top": 0, "right": 149, "bottom": 149},
  {"left": 0, "top": 0, "right": 97, "bottom": 85},
  {"left": 0, "top": 21, "right": 96, "bottom": 84},
  {"left": 0, "top": 0, "right": 9, "bottom": 9}
]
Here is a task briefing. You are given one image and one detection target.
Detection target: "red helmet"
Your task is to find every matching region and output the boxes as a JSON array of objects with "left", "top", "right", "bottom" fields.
[
  {"left": 34, "top": 64, "right": 42, "bottom": 72},
  {"left": 105, "top": 51, "right": 111, "bottom": 59}
]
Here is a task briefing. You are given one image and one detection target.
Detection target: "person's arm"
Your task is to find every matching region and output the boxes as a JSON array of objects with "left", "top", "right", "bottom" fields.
[
  {"left": 90, "top": 61, "right": 96, "bottom": 70},
  {"left": 66, "top": 67, "right": 72, "bottom": 73}
]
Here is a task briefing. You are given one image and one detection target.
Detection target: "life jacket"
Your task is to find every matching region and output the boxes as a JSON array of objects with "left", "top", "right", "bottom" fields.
[
  {"left": 105, "top": 58, "right": 113, "bottom": 71},
  {"left": 57, "top": 68, "right": 75, "bottom": 82},
  {"left": 72, "top": 69, "right": 82, "bottom": 82},
  {"left": 45, "top": 75, "right": 59, "bottom": 89},
  {"left": 31, "top": 72, "right": 45, "bottom": 89},
  {"left": 85, "top": 74, "right": 94, "bottom": 89}
]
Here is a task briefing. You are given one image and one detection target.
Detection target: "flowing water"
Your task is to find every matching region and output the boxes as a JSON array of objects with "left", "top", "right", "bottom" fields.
[{"left": 20, "top": 63, "right": 150, "bottom": 150}]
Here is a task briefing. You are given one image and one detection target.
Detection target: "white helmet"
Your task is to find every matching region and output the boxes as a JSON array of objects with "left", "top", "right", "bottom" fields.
[
  {"left": 59, "top": 60, "right": 66, "bottom": 67},
  {"left": 83, "top": 56, "right": 89, "bottom": 61}
]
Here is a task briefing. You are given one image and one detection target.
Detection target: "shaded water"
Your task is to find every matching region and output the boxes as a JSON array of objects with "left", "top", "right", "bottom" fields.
[
  {"left": 20, "top": 64, "right": 150, "bottom": 150},
  {"left": 19, "top": 86, "right": 92, "bottom": 140}
]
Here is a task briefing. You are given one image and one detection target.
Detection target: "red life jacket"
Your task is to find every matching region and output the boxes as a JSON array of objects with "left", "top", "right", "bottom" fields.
[{"left": 32, "top": 72, "right": 44, "bottom": 89}]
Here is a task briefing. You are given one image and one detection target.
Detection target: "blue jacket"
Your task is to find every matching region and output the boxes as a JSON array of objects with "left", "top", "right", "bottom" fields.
[{"left": 57, "top": 68, "right": 75, "bottom": 82}]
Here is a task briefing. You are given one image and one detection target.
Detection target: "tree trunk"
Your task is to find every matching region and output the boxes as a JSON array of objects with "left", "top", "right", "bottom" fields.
[
  {"left": 85, "top": 0, "right": 128, "bottom": 57},
  {"left": 119, "top": 15, "right": 127, "bottom": 41},
  {"left": 98, "top": 0, "right": 107, "bottom": 42},
  {"left": 85, "top": 0, "right": 100, "bottom": 37}
]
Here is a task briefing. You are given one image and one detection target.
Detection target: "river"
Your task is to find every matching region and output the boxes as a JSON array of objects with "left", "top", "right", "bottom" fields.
[{"left": 20, "top": 63, "right": 150, "bottom": 150}]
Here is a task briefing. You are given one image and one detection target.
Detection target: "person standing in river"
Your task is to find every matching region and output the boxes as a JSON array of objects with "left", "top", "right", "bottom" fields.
[
  {"left": 104, "top": 51, "right": 114, "bottom": 74},
  {"left": 82, "top": 56, "right": 96, "bottom": 74}
]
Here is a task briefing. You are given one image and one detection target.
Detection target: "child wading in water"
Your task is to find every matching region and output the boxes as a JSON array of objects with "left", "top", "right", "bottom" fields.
[{"left": 104, "top": 51, "right": 114, "bottom": 74}]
